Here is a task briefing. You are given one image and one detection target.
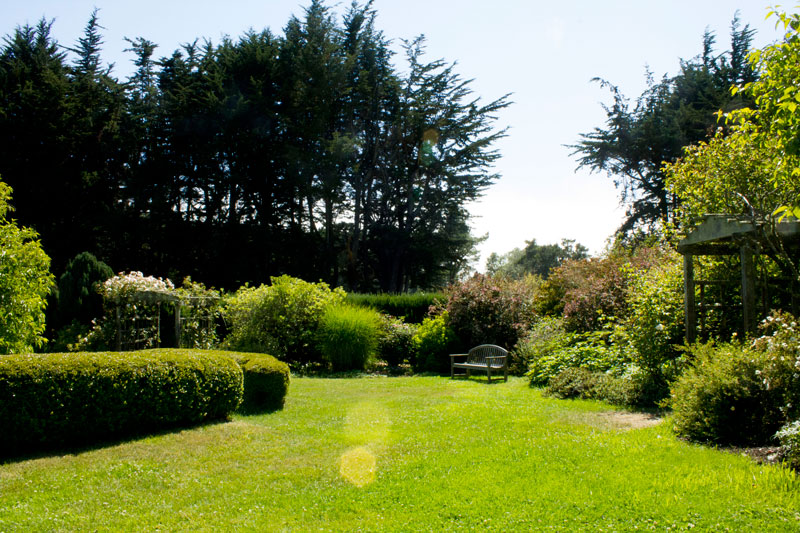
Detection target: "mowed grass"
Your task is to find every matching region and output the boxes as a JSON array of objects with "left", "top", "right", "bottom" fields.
[{"left": 1, "top": 377, "right": 799, "bottom": 531}]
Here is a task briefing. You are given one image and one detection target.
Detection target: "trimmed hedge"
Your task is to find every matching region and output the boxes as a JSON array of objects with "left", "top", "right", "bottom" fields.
[
  {"left": 345, "top": 292, "right": 443, "bottom": 323},
  {"left": 225, "top": 351, "right": 291, "bottom": 412},
  {"left": 0, "top": 349, "right": 243, "bottom": 455}
]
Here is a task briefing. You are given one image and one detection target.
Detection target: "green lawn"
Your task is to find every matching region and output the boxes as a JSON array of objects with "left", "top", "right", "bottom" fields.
[{"left": 1, "top": 377, "right": 799, "bottom": 531}]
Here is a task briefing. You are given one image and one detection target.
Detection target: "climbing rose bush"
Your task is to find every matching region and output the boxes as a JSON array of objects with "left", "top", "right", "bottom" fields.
[{"left": 101, "top": 271, "right": 174, "bottom": 302}]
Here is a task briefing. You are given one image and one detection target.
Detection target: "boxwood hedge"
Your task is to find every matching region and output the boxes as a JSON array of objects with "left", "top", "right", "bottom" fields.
[
  {"left": 0, "top": 349, "right": 243, "bottom": 455},
  {"left": 225, "top": 351, "right": 291, "bottom": 412}
]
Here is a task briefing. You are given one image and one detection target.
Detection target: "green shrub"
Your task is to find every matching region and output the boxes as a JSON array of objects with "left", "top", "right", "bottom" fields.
[
  {"left": 346, "top": 292, "right": 444, "bottom": 323},
  {"left": 671, "top": 311, "right": 800, "bottom": 446},
  {"left": 545, "top": 367, "right": 603, "bottom": 399},
  {"left": 444, "top": 274, "right": 538, "bottom": 351},
  {"left": 624, "top": 253, "right": 685, "bottom": 384},
  {"left": 523, "top": 322, "right": 633, "bottom": 386},
  {"left": 541, "top": 364, "right": 664, "bottom": 407},
  {"left": 518, "top": 317, "right": 569, "bottom": 382},
  {"left": 0, "top": 349, "right": 243, "bottom": 455},
  {"left": 316, "top": 305, "right": 381, "bottom": 372},
  {"left": 412, "top": 311, "right": 460, "bottom": 373},
  {"left": 222, "top": 275, "right": 345, "bottom": 366},
  {"left": 226, "top": 351, "right": 291, "bottom": 412},
  {"left": 0, "top": 179, "right": 54, "bottom": 354},
  {"left": 670, "top": 342, "right": 786, "bottom": 446},
  {"left": 377, "top": 314, "right": 418, "bottom": 367}
]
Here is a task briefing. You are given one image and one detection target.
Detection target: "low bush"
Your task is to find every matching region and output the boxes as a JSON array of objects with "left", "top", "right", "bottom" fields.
[
  {"left": 670, "top": 342, "right": 786, "bottom": 446},
  {"left": 222, "top": 275, "right": 345, "bottom": 366},
  {"left": 316, "top": 305, "right": 381, "bottom": 372},
  {"left": 523, "top": 324, "right": 633, "bottom": 386},
  {"left": 541, "top": 365, "right": 663, "bottom": 407},
  {"left": 671, "top": 312, "right": 800, "bottom": 446},
  {"left": 544, "top": 367, "right": 603, "bottom": 399},
  {"left": 377, "top": 314, "right": 418, "bottom": 367},
  {"left": 412, "top": 311, "right": 460, "bottom": 373},
  {"left": 345, "top": 292, "right": 443, "bottom": 323},
  {"left": 776, "top": 420, "right": 800, "bottom": 470},
  {"left": 0, "top": 349, "right": 243, "bottom": 455},
  {"left": 226, "top": 351, "right": 291, "bottom": 412}
]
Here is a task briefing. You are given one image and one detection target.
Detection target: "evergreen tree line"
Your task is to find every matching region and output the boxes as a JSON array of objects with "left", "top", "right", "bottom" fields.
[{"left": 0, "top": 1, "right": 509, "bottom": 292}]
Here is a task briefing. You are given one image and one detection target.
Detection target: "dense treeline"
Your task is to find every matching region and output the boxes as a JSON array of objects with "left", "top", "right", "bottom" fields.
[{"left": 0, "top": 1, "right": 509, "bottom": 291}]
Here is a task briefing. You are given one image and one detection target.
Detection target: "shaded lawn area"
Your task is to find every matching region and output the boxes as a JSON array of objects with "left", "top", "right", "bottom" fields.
[{"left": 1, "top": 377, "right": 799, "bottom": 531}]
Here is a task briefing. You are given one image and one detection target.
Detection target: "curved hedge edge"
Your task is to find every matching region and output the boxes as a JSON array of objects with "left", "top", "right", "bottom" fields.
[
  {"left": 0, "top": 349, "right": 243, "bottom": 457},
  {"left": 219, "top": 350, "right": 291, "bottom": 413}
]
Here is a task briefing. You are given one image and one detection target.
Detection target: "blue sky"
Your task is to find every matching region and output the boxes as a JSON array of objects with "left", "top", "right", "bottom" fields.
[{"left": 2, "top": 1, "right": 785, "bottom": 267}]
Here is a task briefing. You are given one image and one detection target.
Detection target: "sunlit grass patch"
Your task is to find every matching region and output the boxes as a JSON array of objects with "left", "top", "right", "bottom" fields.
[{"left": 1, "top": 377, "right": 798, "bottom": 531}]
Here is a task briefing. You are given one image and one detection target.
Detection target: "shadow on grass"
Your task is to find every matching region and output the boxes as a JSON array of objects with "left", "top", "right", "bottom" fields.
[{"left": 0, "top": 416, "right": 237, "bottom": 466}]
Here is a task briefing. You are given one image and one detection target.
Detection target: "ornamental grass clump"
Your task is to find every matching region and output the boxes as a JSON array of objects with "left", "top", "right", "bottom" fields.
[{"left": 316, "top": 305, "right": 381, "bottom": 372}]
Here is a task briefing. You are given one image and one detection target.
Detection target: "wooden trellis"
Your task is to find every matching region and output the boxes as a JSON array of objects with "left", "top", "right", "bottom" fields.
[
  {"left": 677, "top": 214, "right": 800, "bottom": 342},
  {"left": 113, "top": 291, "right": 219, "bottom": 351}
]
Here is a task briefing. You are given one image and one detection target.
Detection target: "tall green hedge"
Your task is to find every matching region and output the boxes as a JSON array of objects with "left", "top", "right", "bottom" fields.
[
  {"left": 345, "top": 293, "right": 443, "bottom": 323},
  {"left": 0, "top": 349, "right": 243, "bottom": 455}
]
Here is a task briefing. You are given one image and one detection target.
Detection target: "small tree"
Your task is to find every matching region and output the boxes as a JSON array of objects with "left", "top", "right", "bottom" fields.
[{"left": 0, "top": 179, "right": 54, "bottom": 353}]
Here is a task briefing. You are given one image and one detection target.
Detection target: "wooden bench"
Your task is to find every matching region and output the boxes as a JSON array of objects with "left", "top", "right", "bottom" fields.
[{"left": 450, "top": 344, "right": 508, "bottom": 383}]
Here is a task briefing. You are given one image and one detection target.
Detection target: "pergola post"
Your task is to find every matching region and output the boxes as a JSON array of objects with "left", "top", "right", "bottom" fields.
[
  {"left": 740, "top": 245, "right": 757, "bottom": 336},
  {"left": 683, "top": 253, "right": 697, "bottom": 343},
  {"left": 174, "top": 303, "right": 182, "bottom": 349}
]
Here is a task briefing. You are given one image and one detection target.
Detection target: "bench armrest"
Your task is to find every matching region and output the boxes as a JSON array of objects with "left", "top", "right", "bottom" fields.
[{"left": 449, "top": 353, "right": 468, "bottom": 358}]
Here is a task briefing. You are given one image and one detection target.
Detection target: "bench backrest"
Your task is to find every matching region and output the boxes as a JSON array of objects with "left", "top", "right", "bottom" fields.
[{"left": 467, "top": 344, "right": 508, "bottom": 368}]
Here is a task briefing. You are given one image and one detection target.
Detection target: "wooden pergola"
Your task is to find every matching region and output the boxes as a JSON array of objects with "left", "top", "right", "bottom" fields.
[{"left": 677, "top": 214, "right": 800, "bottom": 343}]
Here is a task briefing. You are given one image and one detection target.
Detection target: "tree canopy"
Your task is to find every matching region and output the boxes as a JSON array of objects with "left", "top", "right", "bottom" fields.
[
  {"left": 486, "top": 238, "right": 588, "bottom": 279},
  {"left": 570, "top": 15, "right": 756, "bottom": 236},
  {"left": 0, "top": 179, "right": 54, "bottom": 353},
  {"left": 0, "top": 1, "right": 509, "bottom": 291},
  {"left": 664, "top": 8, "right": 800, "bottom": 279}
]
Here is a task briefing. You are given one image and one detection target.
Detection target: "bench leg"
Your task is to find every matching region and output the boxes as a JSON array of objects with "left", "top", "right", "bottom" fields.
[
  {"left": 487, "top": 366, "right": 492, "bottom": 383},
  {"left": 450, "top": 362, "right": 454, "bottom": 379}
]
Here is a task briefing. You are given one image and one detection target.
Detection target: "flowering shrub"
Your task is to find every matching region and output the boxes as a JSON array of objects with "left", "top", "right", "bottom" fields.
[
  {"left": 101, "top": 271, "right": 174, "bottom": 302},
  {"left": 750, "top": 311, "right": 800, "bottom": 422},
  {"left": 776, "top": 420, "right": 800, "bottom": 469},
  {"left": 444, "top": 274, "right": 538, "bottom": 351},
  {"left": 670, "top": 312, "right": 800, "bottom": 446}
]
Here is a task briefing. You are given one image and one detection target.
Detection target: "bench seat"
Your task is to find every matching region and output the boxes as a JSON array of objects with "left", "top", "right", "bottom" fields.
[{"left": 450, "top": 344, "right": 508, "bottom": 383}]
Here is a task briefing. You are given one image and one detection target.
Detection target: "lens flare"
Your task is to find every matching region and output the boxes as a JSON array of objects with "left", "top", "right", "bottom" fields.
[{"left": 339, "top": 446, "right": 377, "bottom": 487}]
